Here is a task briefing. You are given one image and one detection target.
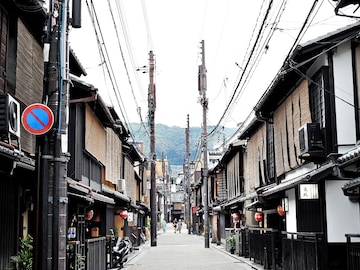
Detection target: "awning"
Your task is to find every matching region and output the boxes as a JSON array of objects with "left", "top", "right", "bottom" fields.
[
  {"left": 68, "top": 192, "right": 94, "bottom": 203},
  {"left": 102, "top": 186, "right": 130, "bottom": 203},
  {"left": 244, "top": 200, "right": 261, "bottom": 210},
  {"left": 136, "top": 201, "right": 150, "bottom": 213},
  {"left": 92, "top": 192, "right": 115, "bottom": 204},
  {"left": 130, "top": 202, "right": 140, "bottom": 210},
  {"left": 262, "top": 162, "right": 335, "bottom": 197},
  {"left": 225, "top": 191, "right": 257, "bottom": 207},
  {"left": 67, "top": 178, "right": 115, "bottom": 204},
  {"left": 342, "top": 177, "right": 360, "bottom": 196},
  {"left": 212, "top": 206, "right": 222, "bottom": 212}
]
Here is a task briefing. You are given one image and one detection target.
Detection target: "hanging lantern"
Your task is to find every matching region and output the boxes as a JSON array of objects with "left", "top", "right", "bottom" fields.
[
  {"left": 277, "top": 205, "right": 285, "bottom": 216},
  {"left": 232, "top": 213, "right": 240, "bottom": 221},
  {"left": 119, "top": 209, "right": 128, "bottom": 219},
  {"left": 85, "top": 210, "right": 94, "bottom": 220},
  {"left": 254, "top": 212, "right": 262, "bottom": 222}
]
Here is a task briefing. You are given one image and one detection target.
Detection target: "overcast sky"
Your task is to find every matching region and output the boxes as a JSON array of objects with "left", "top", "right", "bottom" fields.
[{"left": 69, "top": 0, "right": 358, "bottom": 130}]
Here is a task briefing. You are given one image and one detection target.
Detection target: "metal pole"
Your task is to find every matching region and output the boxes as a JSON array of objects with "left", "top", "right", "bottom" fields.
[
  {"left": 199, "top": 40, "right": 209, "bottom": 248},
  {"left": 41, "top": 1, "right": 70, "bottom": 268},
  {"left": 149, "top": 51, "right": 157, "bottom": 247}
]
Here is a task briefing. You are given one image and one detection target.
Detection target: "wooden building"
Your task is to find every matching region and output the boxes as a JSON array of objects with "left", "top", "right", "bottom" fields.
[{"left": 209, "top": 22, "right": 360, "bottom": 270}]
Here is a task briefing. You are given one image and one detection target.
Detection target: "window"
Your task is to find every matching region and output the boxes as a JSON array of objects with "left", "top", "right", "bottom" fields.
[
  {"left": 308, "top": 67, "right": 335, "bottom": 153},
  {"left": 309, "top": 68, "right": 329, "bottom": 127}
]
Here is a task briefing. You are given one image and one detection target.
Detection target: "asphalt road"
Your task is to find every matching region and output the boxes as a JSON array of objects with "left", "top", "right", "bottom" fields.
[{"left": 122, "top": 223, "right": 261, "bottom": 270}]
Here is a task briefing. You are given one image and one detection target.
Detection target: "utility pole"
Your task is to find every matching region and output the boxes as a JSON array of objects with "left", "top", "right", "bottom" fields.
[
  {"left": 35, "top": 1, "right": 79, "bottom": 269},
  {"left": 162, "top": 151, "right": 167, "bottom": 222},
  {"left": 198, "top": 40, "right": 209, "bottom": 248},
  {"left": 185, "top": 114, "right": 191, "bottom": 234},
  {"left": 148, "top": 50, "right": 157, "bottom": 247}
]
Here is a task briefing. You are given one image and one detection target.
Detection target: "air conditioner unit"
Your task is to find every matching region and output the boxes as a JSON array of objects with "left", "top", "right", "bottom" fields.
[
  {"left": 0, "top": 94, "right": 20, "bottom": 139},
  {"left": 117, "top": 179, "right": 126, "bottom": 192},
  {"left": 298, "top": 123, "right": 325, "bottom": 161}
]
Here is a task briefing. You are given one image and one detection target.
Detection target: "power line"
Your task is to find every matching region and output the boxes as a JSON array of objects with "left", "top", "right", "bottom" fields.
[
  {"left": 86, "top": 0, "right": 137, "bottom": 141},
  {"left": 208, "top": 0, "right": 275, "bottom": 137},
  {"left": 106, "top": 0, "right": 149, "bottom": 138}
]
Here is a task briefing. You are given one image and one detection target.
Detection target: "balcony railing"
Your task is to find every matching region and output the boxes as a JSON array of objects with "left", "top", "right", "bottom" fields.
[{"left": 346, "top": 234, "right": 360, "bottom": 270}]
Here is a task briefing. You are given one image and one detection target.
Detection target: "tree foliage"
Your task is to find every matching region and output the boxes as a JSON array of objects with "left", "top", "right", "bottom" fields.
[
  {"left": 129, "top": 123, "right": 236, "bottom": 166},
  {"left": 7, "top": 235, "right": 33, "bottom": 270}
]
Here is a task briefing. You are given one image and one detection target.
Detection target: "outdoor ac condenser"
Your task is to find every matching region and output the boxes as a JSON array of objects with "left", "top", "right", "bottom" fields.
[
  {"left": 0, "top": 93, "right": 20, "bottom": 139},
  {"left": 298, "top": 123, "right": 325, "bottom": 160},
  {"left": 118, "top": 179, "right": 126, "bottom": 193}
]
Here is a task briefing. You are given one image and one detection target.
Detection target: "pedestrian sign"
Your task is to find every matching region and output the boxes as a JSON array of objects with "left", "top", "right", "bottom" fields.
[{"left": 22, "top": 103, "right": 54, "bottom": 135}]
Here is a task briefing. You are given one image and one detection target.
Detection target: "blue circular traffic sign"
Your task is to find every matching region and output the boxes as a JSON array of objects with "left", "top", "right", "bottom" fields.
[{"left": 22, "top": 103, "right": 54, "bottom": 135}]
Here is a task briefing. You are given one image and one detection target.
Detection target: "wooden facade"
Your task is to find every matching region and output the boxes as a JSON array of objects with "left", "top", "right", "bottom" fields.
[
  {"left": 0, "top": 1, "right": 44, "bottom": 269},
  {"left": 208, "top": 22, "right": 360, "bottom": 270}
]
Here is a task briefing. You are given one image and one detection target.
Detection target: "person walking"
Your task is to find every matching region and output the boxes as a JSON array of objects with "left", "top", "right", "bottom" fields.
[
  {"left": 162, "top": 219, "right": 167, "bottom": 232},
  {"left": 172, "top": 218, "right": 178, "bottom": 233},
  {"left": 177, "top": 219, "right": 182, "bottom": 233}
]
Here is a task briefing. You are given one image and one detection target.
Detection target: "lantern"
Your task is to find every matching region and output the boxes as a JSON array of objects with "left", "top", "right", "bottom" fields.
[
  {"left": 119, "top": 209, "right": 128, "bottom": 219},
  {"left": 232, "top": 213, "right": 240, "bottom": 221},
  {"left": 277, "top": 205, "right": 285, "bottom": 216},
  {"left": 254, "top": 212, "right": 262, "bottom": 222},
  {"left": 85, "top": 210, "right": 94, "bottom": 220}
]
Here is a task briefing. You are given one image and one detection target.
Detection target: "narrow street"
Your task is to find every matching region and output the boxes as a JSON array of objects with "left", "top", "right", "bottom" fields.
[{"left": 123, "top": 223, "right": 261, "bottom": 270}]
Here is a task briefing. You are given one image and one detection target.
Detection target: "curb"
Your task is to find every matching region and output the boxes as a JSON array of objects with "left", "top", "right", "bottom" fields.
[{"left": 209, "top": 241, "right": 264, "bottom": 270}]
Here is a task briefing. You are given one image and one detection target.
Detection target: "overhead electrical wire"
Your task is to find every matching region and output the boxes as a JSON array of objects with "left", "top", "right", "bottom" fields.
[
  {"left": 141, "top": 0, "right": 155, "bottom": 52},
  {"left": 106, "top": 0, "right": 149, "bottom": 138},
  {"left": 220, "top": 0, "right": 289, "bottom": 129},
  {"left": 208, "top": 0, "right": 325, "bottom": 139},
  {"left": 283, "top": 0, "right": 324, "bottom": 64},
  {"left": 86, "top": 0, "right": 135, "bottom": 141},
  {"left": 293, "top": 67, "right": 357, "bottom": 109},
  {"left": 114, "top": 1, "right": 149, "bottom": 137},
  {"left": 113, "top": 0, "right": 148, "bottom": 104},
  {"left": 208, "top": 0, "right": 275, "bottom": 137}
]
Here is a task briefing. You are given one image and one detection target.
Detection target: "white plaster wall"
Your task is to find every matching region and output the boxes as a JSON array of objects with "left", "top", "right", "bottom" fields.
[
  {"left": 332, "top": 42, "right": 356, "bottom": 147},
  {"left": 325, "top": 180, "right": 360, "bottom": 243},
  {"left": 285, "top": 189, "right": 297, "bottom": 233}
]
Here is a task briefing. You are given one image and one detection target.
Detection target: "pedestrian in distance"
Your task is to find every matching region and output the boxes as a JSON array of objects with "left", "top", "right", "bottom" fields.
[
  {"left": 162, "top": 219, "right": 167, "bottom": 232},
  {"left": 177, "top": 219, "right": 182, "bottom": 233},
  {"left": 172, "top": 218, "right": 178, "bottom": 233}
]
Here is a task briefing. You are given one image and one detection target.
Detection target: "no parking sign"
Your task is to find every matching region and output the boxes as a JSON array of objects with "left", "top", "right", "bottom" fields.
[{"left": 22, "top": 103, "right": 54, "bottom": 135}]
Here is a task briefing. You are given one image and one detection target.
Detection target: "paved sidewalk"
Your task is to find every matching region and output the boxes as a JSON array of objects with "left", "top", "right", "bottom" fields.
[{"left": 123, "top": 223, "right": 263, "bottom": 270}]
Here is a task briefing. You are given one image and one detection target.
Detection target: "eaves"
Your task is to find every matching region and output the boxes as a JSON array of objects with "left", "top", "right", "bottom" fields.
[{"left": 262, "top": 161, "right": 335, "bottom": 197}]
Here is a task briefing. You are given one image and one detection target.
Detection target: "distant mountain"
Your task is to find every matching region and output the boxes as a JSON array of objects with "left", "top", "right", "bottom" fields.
[{"left": 128, "top": 123, "right": 237, "bottom": 166}]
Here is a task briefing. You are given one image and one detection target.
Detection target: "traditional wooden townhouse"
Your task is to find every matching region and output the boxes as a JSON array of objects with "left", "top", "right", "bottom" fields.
[
  {"left": 234, "top": 22, "right": 360, "bottom": 270},
  {"left": 190, "top": 159, "right": 205, "bottom": 235},
  {"left": 0, "top": 1, "right": 44, "bottom": 268},
  {"left": 209, "top": 142, "right": 245, "bottom": 242},
  {"left": 66, "top": 75, "right": 147, "bottom": 270},
  {"left": 121, "top": 140, "right": 149, "bottom": 246}
]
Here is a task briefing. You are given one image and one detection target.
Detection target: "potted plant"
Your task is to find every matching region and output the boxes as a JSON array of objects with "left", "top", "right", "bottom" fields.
[
  {"left": 226, "top": 235, "right": 236, "bottom": 254},
  {"left": 7, "top": 234, "right": 33, "bottom": 270}
]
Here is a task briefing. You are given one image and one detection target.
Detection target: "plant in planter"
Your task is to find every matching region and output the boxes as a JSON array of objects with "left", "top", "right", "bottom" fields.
[
  {"left": 7, "top": 234, "right": 33, "bottom": 270},
  {"left": 226, "top": 235, "right": 236, "bottom": 254}
]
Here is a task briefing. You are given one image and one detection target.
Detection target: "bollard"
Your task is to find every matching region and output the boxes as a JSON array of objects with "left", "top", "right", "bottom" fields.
[{"left": 263, "top": 247, "right": 269, "bottom": 269}]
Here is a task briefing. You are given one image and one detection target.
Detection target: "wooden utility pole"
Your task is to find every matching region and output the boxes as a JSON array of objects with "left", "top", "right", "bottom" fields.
[
  {"left": 162, "top": 151, "right": 167, "bottom": 222},
  {"left": 198, "top": 40, "right": 209, "bottom": 248},
  {"left": 148, "top": 50, "right": 157, "bottom": 247},
  {"left": 185, "top": 114, "right": 191, "bottom": 234}
]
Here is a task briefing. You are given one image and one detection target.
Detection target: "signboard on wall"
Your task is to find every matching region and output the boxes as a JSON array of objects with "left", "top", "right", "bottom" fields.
[{"left": 299, "top": 184, "right": 319, "bottom": 199}]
